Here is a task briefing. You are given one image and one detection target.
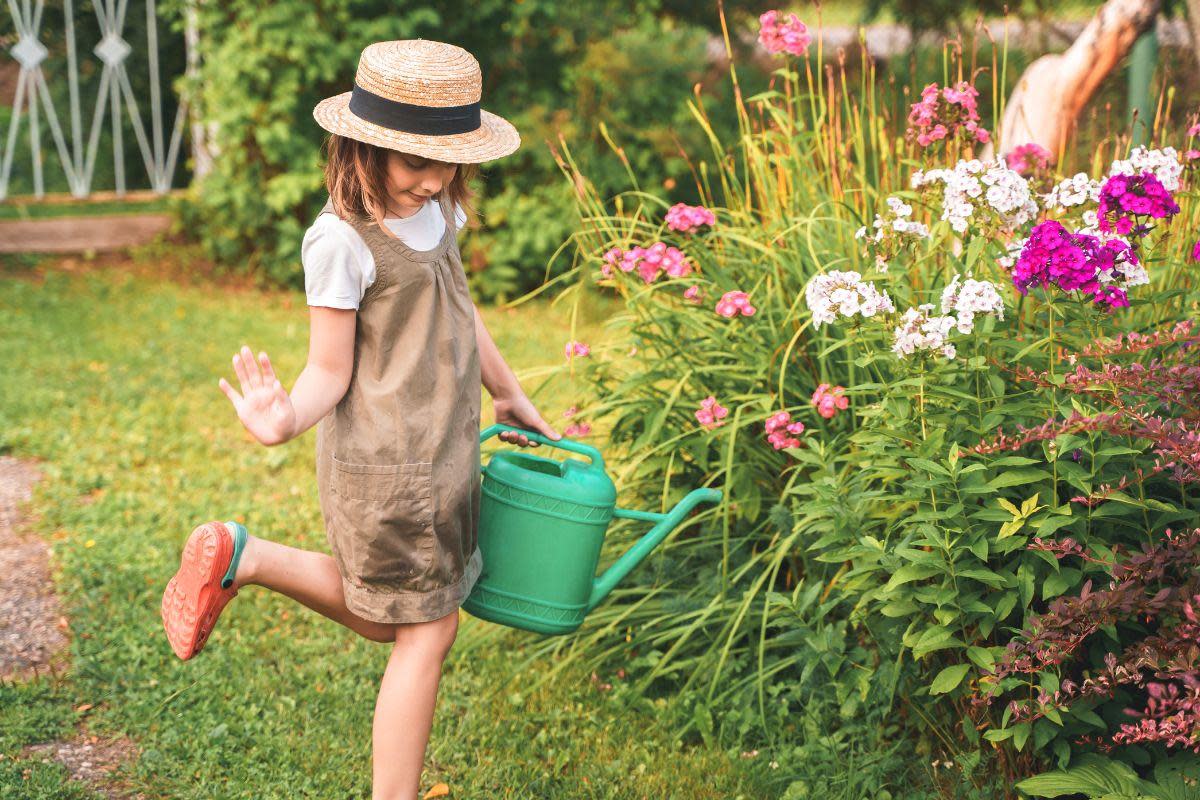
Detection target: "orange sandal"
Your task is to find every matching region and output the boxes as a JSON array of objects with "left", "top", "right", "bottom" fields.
[{"left": 161, "top": 520, "right": 248, "bottom": 660}]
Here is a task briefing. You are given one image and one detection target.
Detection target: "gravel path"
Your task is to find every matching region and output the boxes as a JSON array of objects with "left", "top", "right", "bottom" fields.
[{"left": 0, "top": 456, "right": 68, "bottom": 680}]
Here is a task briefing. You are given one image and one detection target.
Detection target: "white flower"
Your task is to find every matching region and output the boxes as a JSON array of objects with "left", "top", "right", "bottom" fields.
[
  {"left": 912, "top": 159, "right": 1036, "bottom": 234},
  {"left": 1110, "top": 146, "right": 1183, "bottom": 192},
  {"left": 805, "top": 270, "right": 895, "bottom": 328},
  {"left": 892, "top": 304, "right": 958, "bottom": 359},
  {"left": 860, "top": 196, "right": 930, "bottom": 245},
  {"left": 1043, "top": 172, "right": 1101, "bottom": 210},
  {"left": 940, "top": 273, "right": 1005, "bottom": 334}
]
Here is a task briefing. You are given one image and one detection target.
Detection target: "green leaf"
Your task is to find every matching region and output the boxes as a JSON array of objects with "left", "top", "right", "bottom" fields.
[
  {"left": 987, "top": 469, "right": 1051, "bottom": 489},
  {"left": 1016, "top": 754, "right": 1143, "bottom": 798},
  {"left": 929, "top": 663, "right": 971, "bottom": 695},
  {"left": 883, "top": 564, "right": 942, "bottom": 591}
]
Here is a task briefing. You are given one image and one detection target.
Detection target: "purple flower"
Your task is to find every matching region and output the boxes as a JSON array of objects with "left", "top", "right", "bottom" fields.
[
  {"left": 1191, "top": 239, "right": 1200, "bottom": 262},
  {"left": 1097, "top": 171, "right": 1180, "bottom": 236}
]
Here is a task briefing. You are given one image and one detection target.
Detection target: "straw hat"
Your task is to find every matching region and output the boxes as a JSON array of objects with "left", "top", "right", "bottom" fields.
[{"left": 313, "top": 39, "right": 520, "bottom": 164}]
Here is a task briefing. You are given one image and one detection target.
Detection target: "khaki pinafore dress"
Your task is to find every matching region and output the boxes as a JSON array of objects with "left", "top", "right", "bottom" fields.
[{"left": 313, "top": 195, "right": 483, "bottom": 625}]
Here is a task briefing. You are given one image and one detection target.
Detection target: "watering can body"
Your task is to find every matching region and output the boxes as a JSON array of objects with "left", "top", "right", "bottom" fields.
[{"left": 462, "top": 424, "right": 722, "bottom": 635}]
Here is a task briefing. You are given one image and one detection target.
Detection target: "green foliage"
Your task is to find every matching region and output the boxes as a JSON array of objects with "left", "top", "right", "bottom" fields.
[{"left": 539, "top": 20, "right": 1200, "bottom": 793}]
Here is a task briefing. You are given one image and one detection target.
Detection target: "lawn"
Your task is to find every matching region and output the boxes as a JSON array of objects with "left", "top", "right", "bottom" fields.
[{"left": 0, "top": 248, "right": 774, "bottom": 799}]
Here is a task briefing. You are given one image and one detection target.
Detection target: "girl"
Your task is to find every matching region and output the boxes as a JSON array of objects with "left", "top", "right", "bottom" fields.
[{"left": 160, "top": 39, "right": 560, "bottom": 800}]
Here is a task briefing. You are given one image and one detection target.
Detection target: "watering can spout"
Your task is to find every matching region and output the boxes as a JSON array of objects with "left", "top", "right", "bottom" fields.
[{"left": 585, "top": 487, "right": 723, "bottom": 613}]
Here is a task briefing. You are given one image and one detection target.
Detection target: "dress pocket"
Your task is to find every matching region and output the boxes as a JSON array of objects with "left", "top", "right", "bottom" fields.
[{"left": 330, "top": 457, "right": 435, "bottom": 590}]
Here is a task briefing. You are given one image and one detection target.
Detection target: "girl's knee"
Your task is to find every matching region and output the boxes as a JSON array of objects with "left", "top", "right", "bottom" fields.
[{"left": 391, "top": 609, "right": 458, "bottom": 656}]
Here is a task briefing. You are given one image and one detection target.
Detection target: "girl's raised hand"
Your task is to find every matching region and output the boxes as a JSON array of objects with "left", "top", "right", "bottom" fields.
[{"left": 218, "top": 345, "right": 296, "bottom": 446}]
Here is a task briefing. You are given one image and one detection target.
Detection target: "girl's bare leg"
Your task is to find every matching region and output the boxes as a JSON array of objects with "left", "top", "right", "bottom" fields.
[
  {"left": 234, "top": 533, "right": 459, "bottom": 799},
  {"left": 372, "top": 610, "right": 458, "bottom": 800},
  {"left": 234, "top": 533, "right": 397, "bottom": 643}
]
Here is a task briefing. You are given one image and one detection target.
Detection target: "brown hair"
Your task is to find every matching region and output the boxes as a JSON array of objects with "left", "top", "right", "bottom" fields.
[{"left": 321, "top": 134, "right": 478, "bottom": 226}]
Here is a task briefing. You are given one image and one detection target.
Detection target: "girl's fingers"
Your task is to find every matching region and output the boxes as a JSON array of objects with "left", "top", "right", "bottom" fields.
[
  {"left": 218, "top": 377, "right": 242, "bottom": 406},
  {"left": 241, "top": 345, "right": 262, "bottom": 389},
  {"left": 231, "top": 351, "right": 251, "bottom": 395},
  {"left": 259, "top": 351, "right": 277, "bottom": 385}
]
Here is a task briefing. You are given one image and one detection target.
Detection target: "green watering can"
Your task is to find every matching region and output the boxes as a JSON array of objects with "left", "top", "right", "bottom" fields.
[{"left": 462, "top": 423, "right": 722, "bottom": 636}]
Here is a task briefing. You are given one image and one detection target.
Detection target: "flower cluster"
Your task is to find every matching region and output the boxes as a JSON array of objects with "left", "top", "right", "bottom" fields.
[
  {"left": 855, "top": 196, "right": 930, "bottom": 268},
  {"left": 811, "top": 384, "right": 849, "bottom": 419},
  {"left": 1110, "top": 146, "right": 1183, "bottom": 192},
  {"left": 1011, "top": 219, "right": 1142, "bottom": 309},
  {"left": 757, "top": 10, "right": 811, "bottom": 57},
  {"left": 764, "top": 410, "right": 805, "bottom": 449},
  {"left": 665, "top": 203, "right": 716, "bottom": 233},
  {"left": 891, "top": 305, "right": 959, "bottom": 359},
  {"left": 1004, "top": 143, "right": 1052, "bottom": 176},
  {"left": 1042, "top": 172, "right": 1102, "bottom": 211},
  {"left": 602, "top": 242, "right": 694, "bottom": 283},
  {"left": 715, "top": 290, "right": 756, "bottom": 318},
  {"left": 939, "top": 273, "right": 1005, "bottom": 333},
  {"left": 906, "top": 82, "right": 990, "bottom": 148},
  {"left": 911, "top": 159, "right": 1037, "bottom": 234},
  {"left": 1096, "top": 171, "right": 1180, "bottom": 237},
  {"left": 564, "top": 340, "right": 590, "bottom": 359},
  {"left": 694, "top": 395, "right": 729, "bottom": 430},
  {"left": 804, "top": 270, "right": 895, "bottom": 328}
]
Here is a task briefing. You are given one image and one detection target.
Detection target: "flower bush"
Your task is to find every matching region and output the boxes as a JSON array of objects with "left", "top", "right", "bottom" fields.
[{"left": 541, "top": 10, "right": 1200, "bottom": 795}]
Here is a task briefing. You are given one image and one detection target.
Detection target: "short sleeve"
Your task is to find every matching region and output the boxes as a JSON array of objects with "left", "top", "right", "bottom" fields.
[{"left": 301, "top": 216, "right": 371, "bottom": 310}]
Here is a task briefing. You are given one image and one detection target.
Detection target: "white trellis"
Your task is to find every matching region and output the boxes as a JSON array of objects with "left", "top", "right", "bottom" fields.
[{"left": 3, "top": 0, "right": 191, "bottom": 200}]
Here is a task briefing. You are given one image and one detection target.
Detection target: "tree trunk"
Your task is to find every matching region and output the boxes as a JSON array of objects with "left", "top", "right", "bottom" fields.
[{"left": 989, "top": 0, "right": 1160, "bottom": 161}]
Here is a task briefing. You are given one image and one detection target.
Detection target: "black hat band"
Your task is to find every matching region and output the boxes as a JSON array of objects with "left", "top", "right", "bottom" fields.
[{"left": 348, "top": 83, "right": 481, "bottom": 136}]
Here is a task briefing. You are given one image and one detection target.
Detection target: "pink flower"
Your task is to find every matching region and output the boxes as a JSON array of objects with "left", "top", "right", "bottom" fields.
[
  {"left": 906, "top": 81, "right": 989, "bottom": 148},
  {"left": 811, "top": 383, "right": 849, "bottom": 419},
  {"left": 602, "top": 243, "right": 693, "bottom": 284},
  {"left": 715, "top": 290, "right": 755, "bottom": 318},
  {"left": 683, "top": 284, "right": 704, "bottom": 304},
  {"left": 764, "top": 409, "right": 805, "bottom": 450},
  {"left": 758, "top": 10, "right": 811, "bottom": 57},
  {"left": 562, "top": 405, "right": 578, "bottom": 418},
  {"left": 1192, "top": 240, "right": 1200, "bottom": 262},
  {"left": 694, "top": 395, "right": 729, "bottom": 430},
  {"left": 564, "top": 422, "right": 592, "bottom": 437},
  {"left": 565, "top": 340, "right": 591, "bottom": 359},
  {"left": 1006, "top": 143, "right": 1052, "bottom": 176},
  {"left": 1188, "top": 123, "right": 1200, "bottom": 137},
  {"left": 665, "top": 203, "right": 716, "bottom": 233},
  {"left": 1186, "top": 149, "right": 1200, "bottom": 163}
]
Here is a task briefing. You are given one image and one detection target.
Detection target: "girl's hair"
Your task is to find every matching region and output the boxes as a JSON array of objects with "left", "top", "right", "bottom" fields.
[{"left": 321, "top": 134, "right": 478, "bottom": 226}]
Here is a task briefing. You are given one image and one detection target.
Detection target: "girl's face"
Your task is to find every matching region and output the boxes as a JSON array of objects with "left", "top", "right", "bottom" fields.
[{"left": 383, "top": 150, "right": 458, "bottom": 217}]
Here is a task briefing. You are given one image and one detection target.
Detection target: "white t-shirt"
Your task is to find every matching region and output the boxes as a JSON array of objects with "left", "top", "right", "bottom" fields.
[{"left": 302, "top": 198, "right": 468, "bottom": 310}]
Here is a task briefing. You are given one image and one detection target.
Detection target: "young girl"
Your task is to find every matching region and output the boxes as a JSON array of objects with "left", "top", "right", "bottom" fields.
[{"left": 160, "top": 39, "right": 560, "bottom": 799}]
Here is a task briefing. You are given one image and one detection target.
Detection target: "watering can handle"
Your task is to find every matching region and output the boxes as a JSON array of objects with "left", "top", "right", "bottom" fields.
[{"left": 479, "top": 423, "right": 605, "bottom": 470}]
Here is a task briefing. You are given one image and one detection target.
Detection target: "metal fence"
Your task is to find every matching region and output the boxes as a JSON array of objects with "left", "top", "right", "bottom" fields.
[{"left": 2, "top": 0, "right": 193, "bottom": 201}]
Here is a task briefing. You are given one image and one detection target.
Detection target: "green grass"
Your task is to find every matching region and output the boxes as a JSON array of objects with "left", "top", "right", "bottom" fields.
[{"left": 0, "top": 251, "right": 773, "bottom": 799}]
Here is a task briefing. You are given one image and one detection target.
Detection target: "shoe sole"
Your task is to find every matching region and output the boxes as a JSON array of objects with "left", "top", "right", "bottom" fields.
[{"left": 161, "top": 521, "right": 236, "bottom": 660}]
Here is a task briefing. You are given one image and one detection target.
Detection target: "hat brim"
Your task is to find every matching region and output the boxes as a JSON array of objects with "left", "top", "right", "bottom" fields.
[{"left": 313, "top": 91, "right": 521, "bottom": 164}]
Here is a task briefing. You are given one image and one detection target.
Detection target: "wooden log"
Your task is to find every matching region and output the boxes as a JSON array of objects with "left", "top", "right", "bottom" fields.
[{"left": 990, "top": 0, "right": 1161, "bottom": 161}]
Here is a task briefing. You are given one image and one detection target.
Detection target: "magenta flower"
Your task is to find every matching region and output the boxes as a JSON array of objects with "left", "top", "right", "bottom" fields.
[
  {"left": 1193, "top": 240, "right": 1200, "bottom": 262},
  {"left": 565, "top": 340, "right": 591, "bottom": 359},
  {"left": 906, "top": 81, "right": 990, "bottom": 148},
  {"left": 665, "top": 203, "right": 716, "bottom": 233},
  {"left": 1011, "top": 219, "right": 1141, "bottom": 310},
  {"left": 1189, "top": 123, "right": 1200, "bottom": 137},
  {"left": 764, "top": 410, "right": 805, "bottom": 450},
  {"left": 694, "top": 395, "right": 729, "bottom": 430},
  {"left": 811, "top": 383, "right": 849, "bottom": 419},
  {"left": 1006, "top": 143, "right": 1052, "bottom": 176},
  {"left": 715, "top": 290, "right": 755, "bottom": 318},
  {"left": 1097, "top": 171, "right": 1180, "bottom": 236},
  {"left": 683, "top": 284, "right": 704, "bottom": 304},
  {"left": 757, "top": 10, "right": 811, "bottom": 57}
]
